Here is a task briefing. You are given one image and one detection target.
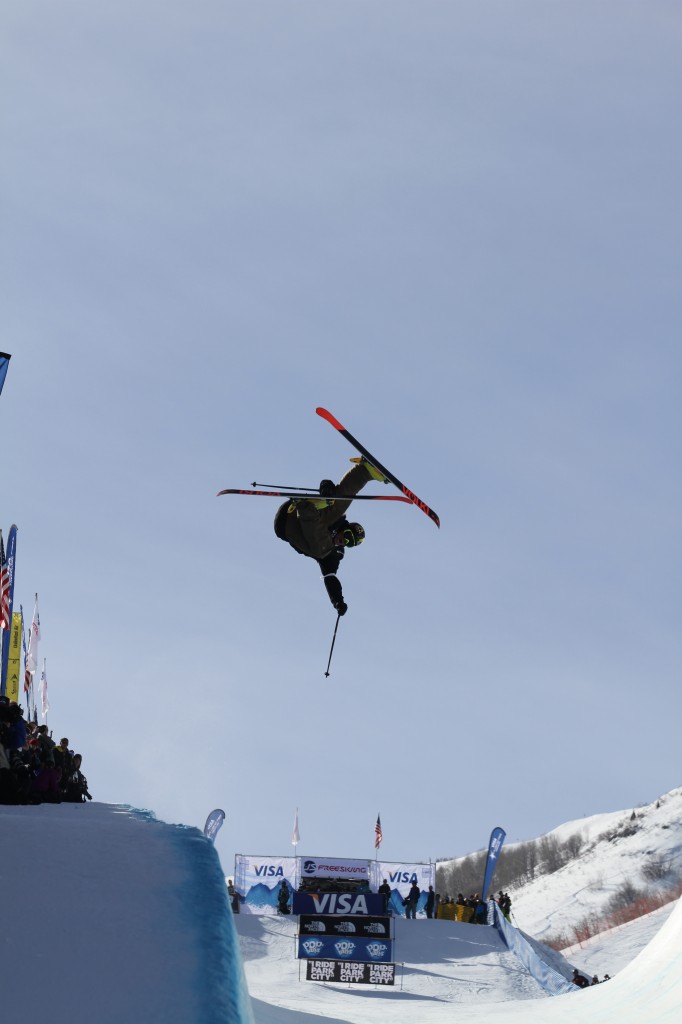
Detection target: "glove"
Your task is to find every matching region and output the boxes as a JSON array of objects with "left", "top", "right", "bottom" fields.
[
  {"left": 334, "top": 600, "right": 348, "bottom": 616},
  {"left": 319, "top": 479, "right": 335, "bottom": 497}
]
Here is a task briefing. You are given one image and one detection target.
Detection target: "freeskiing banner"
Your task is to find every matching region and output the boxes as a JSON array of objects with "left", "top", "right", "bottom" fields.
[
  {"left": 300, "top": 856, "right": 369, "bottom": 881},
  {"left": 369, "top": 860, "right": 435, "bottom": 917},
  {"left": 481, "top": 826, "right": 506, "bottom": 900},
  {"left": 234, "top": 855, "right": 298, "bottom": 915}
]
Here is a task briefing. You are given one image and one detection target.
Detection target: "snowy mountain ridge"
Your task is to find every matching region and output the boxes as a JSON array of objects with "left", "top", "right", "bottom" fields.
[{"left": 439, "top": 784, "right": 682, "bottom": 949}]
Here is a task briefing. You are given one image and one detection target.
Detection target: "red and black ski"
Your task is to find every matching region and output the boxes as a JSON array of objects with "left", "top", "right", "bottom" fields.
[
  {"left": 217, "top": 488, "right": 413, "bottom": 503},
  {"left": 315, "top": 407, "right": 440, "bottom": 528}
]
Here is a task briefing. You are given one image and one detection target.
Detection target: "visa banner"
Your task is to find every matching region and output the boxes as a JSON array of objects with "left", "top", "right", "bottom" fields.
[
  {"left": 234, "top": 854, "right": 298, "bottom": 915},
  {"left": 292, "top": 892, "right": 385, "bottom": 916},
  {"left": 369, "top": 860, "right": 435, "bottom": 917}
]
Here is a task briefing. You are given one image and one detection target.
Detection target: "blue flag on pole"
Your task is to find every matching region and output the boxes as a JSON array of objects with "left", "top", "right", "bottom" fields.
[
  {"left": 203, "top": 808, "right": 226, "bottom": 843},
  {"left": 481, "top": 826, "right": 506, "bottom": 900},
  {"left": 0, "top": 353, "right": 11, "bottom": 396}
]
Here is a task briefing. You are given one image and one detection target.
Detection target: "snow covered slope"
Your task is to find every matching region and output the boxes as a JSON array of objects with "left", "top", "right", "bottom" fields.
[
  {"left": 3, "top": 796, "right": 681, "bottom": 1024},
  {"left": 513, "top": 787, "right": 682, "bottom": 944},
  {"left": 0, "top": 802, "right": 253, "bottom": 1024},
  {"left": 439, "top": 786, "right": 682, "bottom": 946},
  {"left": 236, "top": 900, "right": 682, "bottom": 1024}
]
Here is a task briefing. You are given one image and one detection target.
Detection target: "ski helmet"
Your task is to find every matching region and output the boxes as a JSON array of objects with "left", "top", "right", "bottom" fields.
[{"left": 342, "top": 522, "right": 365, "bottom": 547}]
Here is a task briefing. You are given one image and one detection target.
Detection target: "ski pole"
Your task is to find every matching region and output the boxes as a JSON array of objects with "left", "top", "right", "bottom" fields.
[
  {"left": 324, "top": 614, "right": 341, "bottom": 677},
  {"left": 252, "top": 481, "right": 318, "bottom": 491}
]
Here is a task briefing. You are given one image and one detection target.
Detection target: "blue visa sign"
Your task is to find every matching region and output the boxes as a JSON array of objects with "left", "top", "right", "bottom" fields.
[{"left": 292, "top": 892, "right": 385, "bottom": 916}]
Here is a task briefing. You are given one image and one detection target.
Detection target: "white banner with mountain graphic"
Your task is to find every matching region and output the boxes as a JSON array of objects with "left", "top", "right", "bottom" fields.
[{"left": 234, "top": 855, "right": 299, "bottom": 915}]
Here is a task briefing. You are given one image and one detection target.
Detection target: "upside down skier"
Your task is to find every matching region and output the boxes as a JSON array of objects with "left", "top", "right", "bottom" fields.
[{"left": 273, "top": 457, "right": 388, "bottom": 615}]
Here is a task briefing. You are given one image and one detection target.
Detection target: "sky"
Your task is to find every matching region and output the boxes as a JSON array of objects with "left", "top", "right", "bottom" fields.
[
  {"left": 2, "top": 799, "right": 681, "bottom": 1023},
  {"left": 1, "top": 2, "right": 681, "bottom": 872}
]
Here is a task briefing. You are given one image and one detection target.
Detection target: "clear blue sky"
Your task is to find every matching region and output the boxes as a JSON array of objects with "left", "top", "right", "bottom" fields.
[{"left": 1, "top": 2, "right": 680, "bottom": 870}]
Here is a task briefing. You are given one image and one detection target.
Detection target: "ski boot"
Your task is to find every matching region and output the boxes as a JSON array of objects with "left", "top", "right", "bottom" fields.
[{"left": 350, "top": 456, "right": 389, "bottom": 484}]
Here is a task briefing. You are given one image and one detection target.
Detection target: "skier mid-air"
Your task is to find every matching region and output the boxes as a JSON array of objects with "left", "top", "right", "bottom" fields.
[
  {"left": 273, "top": 457, "right": 388, "bottom": 615},
  {"left": 217, "top": 407, "right": 439, "bottom": 646}
]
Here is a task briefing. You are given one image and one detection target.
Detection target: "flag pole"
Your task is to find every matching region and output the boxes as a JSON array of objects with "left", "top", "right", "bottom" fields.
[{"left": 291, "top": 807, "right": 300, "bottom": 852}]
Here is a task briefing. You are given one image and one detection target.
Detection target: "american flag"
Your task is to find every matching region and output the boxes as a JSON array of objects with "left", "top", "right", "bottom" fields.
[
  {"left": 374, "top": 813, "right": 383, "bottom": 849},
  {"left": 0, "top": 531, "right": 10, "bottom": 633}
]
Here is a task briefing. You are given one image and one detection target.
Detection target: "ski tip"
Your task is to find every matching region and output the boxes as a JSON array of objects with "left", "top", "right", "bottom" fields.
[{"left": 316, "top": 406, "right": 344, "bottom": 431}]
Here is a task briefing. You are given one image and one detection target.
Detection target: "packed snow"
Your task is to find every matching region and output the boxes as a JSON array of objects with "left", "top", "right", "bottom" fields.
[{"left": 2, "top": 792, "right": 681, "bottom": 1023}]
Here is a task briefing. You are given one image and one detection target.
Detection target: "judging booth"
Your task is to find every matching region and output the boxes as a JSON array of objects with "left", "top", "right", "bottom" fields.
[{"left": 233, "top": 852, "right": 435, "bottom": 988}]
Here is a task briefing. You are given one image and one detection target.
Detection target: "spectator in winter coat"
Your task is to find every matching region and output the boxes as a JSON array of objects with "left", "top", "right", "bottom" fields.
[
  {"left": 378, "top": 879, "right": 391, "bottom": 913},
  {"left": 4, "top": 704, "right": 27, "bottom": 752},
  {"left": 277, "top": 880, "right": 291, "bottom": 915},
  {"left": 30, "top": 759, "right": 62, "bottom": 803},
  {"left": 0, "top": 741, "right": 14, "bottom": 802},
  {"left": 499, "top": 892, "right": 512, "bottom": 920},
  {"left": 36, "top": 725, "right": 56, "bottom": 765},
  {"left": 572, "top": 969, "right": 590, "bottom": 989},
  {"left": 404, "top": 883, "right": 421, "bottom": 919},
  {"left": 227, "top": 880, "right": 241, "bottom": 913},
  {"left": 53, "top": 738, "right": 74, "bottom": 781},
  {"left": 425, "top": 886, "right": 435, "bottom": 919},
  {"left": 473, "top": 896, "right": 488, "bottom": 925},
  {"left": 61, "top": 754, "right": 92, "bottom": 802}
]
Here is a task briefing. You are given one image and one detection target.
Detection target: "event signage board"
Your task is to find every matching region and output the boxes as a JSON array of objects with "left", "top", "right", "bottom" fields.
[
  {"left": 234, "top": 855, "right": 298, "bottom": 915},
  {"left": 298, "top": 935, "right": 392, "bottom": 963},
  {"left": 305, "top": 960, "right": 395, "bottom": 985},
  {"left": 300, "top": 856, "right": 369, "bottom": 881},
  {"left": 299, "top": 914, "right": 391, "bottom": 939},
  {"left": 370, "top": 860, "right": 436, "bottom": 917},
  {"left": 292, "top": 892, "right": 385, "bottom": 916},
  {"left": 232, "top": 854, "right": 434, "bottom": 916}
]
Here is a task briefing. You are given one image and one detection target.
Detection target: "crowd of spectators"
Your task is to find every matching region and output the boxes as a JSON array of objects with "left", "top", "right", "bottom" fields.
[
  {"left": 433, "top": 891, "right": 511, "bottom": 923},
  {"left": 0, "top": 697, "right": 92, "bottom": 805},
  {"left": 572, "top": 968, "right": 611, "bottom": 987}
]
